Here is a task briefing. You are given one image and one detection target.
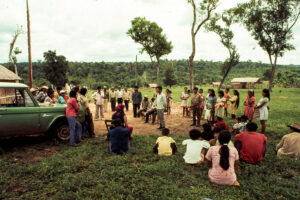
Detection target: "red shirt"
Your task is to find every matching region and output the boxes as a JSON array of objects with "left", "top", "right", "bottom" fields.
[
  {"left": 66, "top": 97, "right": 79, "bottom": 117},
  {"left": 235, "top": 131, "right": 267, "bottom": 164},
  {"left": 216, "top": 121, "right": 228, "bottom": 130}
]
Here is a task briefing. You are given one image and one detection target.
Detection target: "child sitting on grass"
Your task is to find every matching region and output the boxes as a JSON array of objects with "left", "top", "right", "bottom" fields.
[
  {"left": 206, "top": 130, "right": 240, "bottom": 186},
  {"left": 215, "top": 117, "right": 228, "bottom": 130},
  {"left": 182, "top": 129, "right": 210, "bottom": 165},
  {"left": 153, "top": 128, "right": 177, "bottom": 156},
  {"left": 210, "top": 126, "right": 234, "bottom": 147},
  {"left": 231, "top": 117, "right": 242, "bottom": 134}
]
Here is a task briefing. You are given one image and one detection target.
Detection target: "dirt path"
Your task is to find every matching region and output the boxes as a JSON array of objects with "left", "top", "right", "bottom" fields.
[{"left": 90, "top": 102, "right": 205, "bottom": 136}]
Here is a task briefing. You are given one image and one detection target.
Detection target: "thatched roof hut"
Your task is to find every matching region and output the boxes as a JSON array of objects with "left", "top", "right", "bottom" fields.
[
  {"left": 231, "top": 77, "right": 262, "bottom": 89},
  {"left": 0, "top": 65, "right": 21, "bottom": 82},
  {"left": 212, "top": 82, "right": 220, "bottom": 88},
  {"left": 147, "top": 83, "right": 158, "bottom": 88}
]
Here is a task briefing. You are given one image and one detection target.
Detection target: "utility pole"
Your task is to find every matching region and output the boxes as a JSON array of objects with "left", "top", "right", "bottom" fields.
[{"left": 26, "top": 0, "right": 33, "bottom": 88}]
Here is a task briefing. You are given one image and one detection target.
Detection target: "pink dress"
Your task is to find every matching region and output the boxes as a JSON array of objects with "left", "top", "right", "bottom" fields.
[
  {"left": 243, "top": 96, "right": 256, "bottom": 121},
  {"left": 206, "top": 146, "right": 239, "bottom": 185}
]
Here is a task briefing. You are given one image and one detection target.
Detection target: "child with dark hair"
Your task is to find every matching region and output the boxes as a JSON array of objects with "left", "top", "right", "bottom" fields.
[
  {"left": 215, "top": 90, "right": 226, "bottom": 119},
  {"left": 231, "top": 117, "right": 241, "bottom": 134},
  {"left": 215, "top": 116, "right": 228, "bottom": 130},
  {"left": 202, "top": 123, "right": 214, "bottom": 141},
  {"left": 224, "top": 88, "right": 231, "bottom": 117},
  {"left": 255, "top": 89, "right": 271, "bottom": 134},
  {"left": 210, "top": 127, "right": 234, "bottom": 147},
  {"left": 235, "top": 122, "right": 267, "bottom": 164},
  {"left": 205, "top": 89, "right": 217, "bottom": 124},
  {"left": 232, "top": 115, "right": 248, "bottom": 134},
  {"left": 182, "top": 129, "right": 210, "bottom": 165},
  {"left": 206, "top": 130, "right": 240, "bottom": 186},
  {"left": 153, "top": 128, "right": 177, "bottom": 156}
]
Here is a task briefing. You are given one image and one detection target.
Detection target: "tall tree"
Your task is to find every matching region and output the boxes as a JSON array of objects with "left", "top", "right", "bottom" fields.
[
  {"left": 163, "top": 64, "right": 177, "bottom": 88},
  {"left": 8, "top": 26, "right": 23, "bottom": 76},
  {"left": 205, "top": 12, "right": 240, "bottom": 91},
  {"left": 43, "top": 50, "right": 69, "bottom": 87},
  {"left": 232, "top": 0, "right": 300, "bottom": 91},
  {"left": 127, "top": 17, "right": 173, "bottom": 85},
  {"left": 187, "top": 0, "right": 219, "bottom": 90}
]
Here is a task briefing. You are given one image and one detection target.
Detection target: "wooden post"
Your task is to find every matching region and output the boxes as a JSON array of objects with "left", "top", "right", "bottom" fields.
[{"left": 26, "top": 0, "right": 33, "bottom": 88}]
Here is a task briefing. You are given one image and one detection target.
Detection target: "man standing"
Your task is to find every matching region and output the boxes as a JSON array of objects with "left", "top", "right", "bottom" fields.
[
  {"left": 116, "top": 87, "right": 124, "bottom": 104},
  {"left": 191, "top": 87, "right": 202, "bottom": 127},
  {"left": 132, "top": 86, "right": 142, "bottom": 118},
  {"left": 123, "top": 88, "right": 131, "bottom": 111},
  {"left": 92, "top": 86, "right": 105, "bottom": 121},
  {"left": 103, "top": 86, "right": 109, "bottom": 112},
  {"left": 109, "top": 87, "right": 117, "bottom": 111},
  {"left": 156, "top": 86, "right": 166, "bottom": 130}
]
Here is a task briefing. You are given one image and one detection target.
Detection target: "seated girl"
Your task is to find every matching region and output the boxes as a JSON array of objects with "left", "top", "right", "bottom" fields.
[
  {"left": 209, "top": 127, "right": 234, "bottom": 147},
  {"left": 112, "top": 104, "right": 133, "bottom": 134},
  {"left": 206, "top": 130, "right": 240, "bottom": 186},
  {"left": 182, "top": 129, "right": 210, "bottom": 165},
  {"left": 202, "top": 123, "right": 214, "bottom": 141}
]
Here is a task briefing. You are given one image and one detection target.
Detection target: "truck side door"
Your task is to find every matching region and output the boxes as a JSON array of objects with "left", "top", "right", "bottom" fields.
[{"left": 0, "top": 88, "right": 40, "bottom": 136}]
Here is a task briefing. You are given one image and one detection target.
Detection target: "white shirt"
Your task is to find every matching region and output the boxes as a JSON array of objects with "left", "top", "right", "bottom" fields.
[
  {"left": 156, "top": 93, "right": 166, "bottom": 110},
  {"left": 182, "top": 139, "right": 210, "bottom": 164},
  {"left": 116, "top": 90, "right": 123, "bottom": 98},
  {"left": 123, "top": 91, "right": 131, "bottom": 100},
  {"left": 92, "top": 91, "right": 104, "bottom": 105}
]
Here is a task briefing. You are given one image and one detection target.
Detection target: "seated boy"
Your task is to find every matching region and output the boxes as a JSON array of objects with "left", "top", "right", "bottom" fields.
[
  {"left": 235, "top": 122, "right": 267, "bottom": 164},
  {"left": 106, "top": 118, "right": 132, "bottom": 155},
  {"left": 210, "top": 126, "right": 234, "bottom": 147},
  {"left": 153, "top": 128, "right": 177, "bottom": 156},
  {"left": 182, "top": 129, "right": 210, "bottom": 165},
  {"left": 276, "top": 123, "right": 300, "bottom": 158},
  {"left": 215, "top": 117, "right": 228, "bottom": 130},
  {"left": 231, "top": 117, "right": 241, "bottom": 134},
  {"left": 145, "top": 98, "right": 157, "bottom": 124}
]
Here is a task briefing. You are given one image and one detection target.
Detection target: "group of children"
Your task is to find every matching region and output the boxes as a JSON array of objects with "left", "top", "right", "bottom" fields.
[{"left": 153, "top": 115, "right": 268, "bottom": 186}]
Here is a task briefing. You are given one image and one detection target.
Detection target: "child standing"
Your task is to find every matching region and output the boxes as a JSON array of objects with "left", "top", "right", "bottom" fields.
[
  {"left": 224, "top": 88, "right": 231, "bottom": 117},
  {"left": 215, "top": 90, "right": 226, "bottom": 119},
  {"left": 206, "top": 130, "right": 240, "bottom": 186},
  {"left": 181, "top": 87, "right": 190, "bottom": 117},
  {"left": 182, "top": 129, "right": 210, "bottom": 165},
  {"left": 153, "top": 128, "right": 177, "bottom": 156}
]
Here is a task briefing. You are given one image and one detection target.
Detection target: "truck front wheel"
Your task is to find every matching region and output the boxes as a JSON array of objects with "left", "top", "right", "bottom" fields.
[{"left": 55, "top": 122, "right": 70, "bottom": 142}]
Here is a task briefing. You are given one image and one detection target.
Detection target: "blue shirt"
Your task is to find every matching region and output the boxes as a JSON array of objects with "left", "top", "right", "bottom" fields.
[
  {"left": 58, "top": 96, "right": 66, "bottom": 104},
  {"left": 132, "top": 91, "right": 142, "bottom": 105},
  {"left": 107, "top": 126, "right": 131, "bottom": 154}
]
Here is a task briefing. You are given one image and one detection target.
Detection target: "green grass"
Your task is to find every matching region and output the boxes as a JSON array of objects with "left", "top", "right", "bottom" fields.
[{"left": 1, "top": 87, "right": 300, "bottom": 200}]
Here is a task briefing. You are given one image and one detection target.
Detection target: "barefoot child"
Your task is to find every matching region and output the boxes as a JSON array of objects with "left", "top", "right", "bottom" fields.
[
  {"left": 182, "top": 129, "right": 210, "bottom": 165},
  {"left": 153, "top": 128, "right": 177, "bottom": 156}
]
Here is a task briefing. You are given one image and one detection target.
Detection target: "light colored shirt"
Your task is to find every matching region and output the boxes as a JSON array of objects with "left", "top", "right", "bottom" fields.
[
  {"left": 123, "top": 91, "right": 131, "bottom": 100},
  {"left": 80, "top": 94, "right": 89, "bottom": 109},
  {"left": 276, "top": 132, "right": 300, "bottom": 157},
  {"left": 156, "top": 93, "right": 166, "bottom": 110},
  {"left": 206, "top": 146, "right": 239, "bottom": 185},
  {"left": 182, "top": 139, "right": 210, "bottom": 164},
  {"left": 156, "top": 136, "right": 176, "bottom": 156},
  {"left": 116, "top": 90, "right": 123, "bottom": 98},
  {"left": 109, "top": 91, "right": 116, "bottom": 99},
  {"left": 92, "top": 91, "right": 105, "bottom": 105}
]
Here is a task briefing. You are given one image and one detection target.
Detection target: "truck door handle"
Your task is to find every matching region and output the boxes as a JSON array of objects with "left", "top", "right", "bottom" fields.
[{"left": 0, "top": 108, "right": 7, "bottom": 111}]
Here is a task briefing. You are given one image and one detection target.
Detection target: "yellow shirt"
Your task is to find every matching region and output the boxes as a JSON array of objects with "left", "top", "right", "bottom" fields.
[{"left": 156, "top": 136, "right": 176, "bottom": 156}]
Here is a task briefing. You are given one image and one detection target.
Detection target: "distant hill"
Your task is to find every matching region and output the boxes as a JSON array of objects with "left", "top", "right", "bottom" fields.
[{"left": 2, "top": 60, "right": 300, "bottom": 88}]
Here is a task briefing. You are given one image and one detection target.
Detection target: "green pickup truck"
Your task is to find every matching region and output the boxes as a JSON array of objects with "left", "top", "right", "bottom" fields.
[{"left": 0, "top": 82, "right": 85, "bottom": 141}]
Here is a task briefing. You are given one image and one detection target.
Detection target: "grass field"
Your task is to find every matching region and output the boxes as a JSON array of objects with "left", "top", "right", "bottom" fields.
[{"left": 1, "top": 87, "right": 300, "bottom": 200}]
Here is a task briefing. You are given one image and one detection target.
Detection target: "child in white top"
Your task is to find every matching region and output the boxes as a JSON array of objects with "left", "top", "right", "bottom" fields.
[{"left": 182, "top": 129, "right": 210, "bottom": 165}]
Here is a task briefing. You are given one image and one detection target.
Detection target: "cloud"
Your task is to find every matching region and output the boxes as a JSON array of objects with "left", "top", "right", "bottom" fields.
[{"left": 0, "top": 0, "right": 299, "bottom": 65}]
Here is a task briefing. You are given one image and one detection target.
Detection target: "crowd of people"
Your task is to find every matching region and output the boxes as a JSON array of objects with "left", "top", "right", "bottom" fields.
[{"left": 29, "top": 84, "right": 300, "bottom": 186}]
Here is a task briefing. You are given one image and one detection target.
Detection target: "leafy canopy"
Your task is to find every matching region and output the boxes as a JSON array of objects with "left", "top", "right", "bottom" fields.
[
  {"left": 43, "top": 50, "right": 69, "bottom": 87},
  {"left": 127, "top": 17, "right": 173, "bottom": 61}
]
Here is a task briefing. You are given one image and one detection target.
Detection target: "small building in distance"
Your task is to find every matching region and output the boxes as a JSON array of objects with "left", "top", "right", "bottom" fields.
[
  {"left": 231, "top": 77, "right": 262, "bottom": 89},
  {"left": 212, "top": 82, "right": 220, "bottom": 88},
  {"left": 147, "top": 83, "right": 158, "bottom": 88},
  {"left": 0, "top": 65, "right": 21, "bottom": 83}
]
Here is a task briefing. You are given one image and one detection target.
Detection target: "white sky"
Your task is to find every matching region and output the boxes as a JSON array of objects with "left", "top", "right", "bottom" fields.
[{"left": 0, "top": 0, "right": 300, "bottom": 64}]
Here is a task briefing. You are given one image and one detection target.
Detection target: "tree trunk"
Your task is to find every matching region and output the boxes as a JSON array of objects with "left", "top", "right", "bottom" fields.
[
  {"left": 156, "top": 59, "right": 160, "bottom": 85},
  {"left": 135, "top": 55, "right": 138, "bottom": 86},
  {"left": 218, "top": 59, "right": 234, "bottom": 91},
  {"left": 189, "top": 56, "right": 194, "bottom": 90},
  {"left": 268, "top": 54, "right": 277, "bottom": 92}
]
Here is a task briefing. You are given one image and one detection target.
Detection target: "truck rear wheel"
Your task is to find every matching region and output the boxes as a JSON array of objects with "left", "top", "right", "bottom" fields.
[{"left": 55, "top": 122, "right": 70, "bottom": 142}]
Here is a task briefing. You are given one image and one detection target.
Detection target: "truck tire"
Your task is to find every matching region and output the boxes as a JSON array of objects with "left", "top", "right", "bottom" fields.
[{"left": 55, "top": 122, "right": 70, "bottom": 142}]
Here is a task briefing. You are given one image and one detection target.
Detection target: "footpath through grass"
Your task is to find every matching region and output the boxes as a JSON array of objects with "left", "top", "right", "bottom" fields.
[{"left": 1, "top": 87, "right": 300, "bottom": 199}]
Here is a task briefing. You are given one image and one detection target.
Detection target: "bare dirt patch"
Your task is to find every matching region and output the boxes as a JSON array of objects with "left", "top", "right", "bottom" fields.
[
  {"left": 90, "top": 102, "right": 211, "bottom": 136},
  {"left": 279, "top": 96, "right": 288, "bottom": 98}
]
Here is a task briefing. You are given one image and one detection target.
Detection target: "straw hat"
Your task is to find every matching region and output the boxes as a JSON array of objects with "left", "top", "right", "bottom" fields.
[
  {"left": 30, "top": 88, "right": 37, "bottom": 92},
  {"left": 144, "top": 95, "right": 149, "bottom": 98},
  {"left": 288, "top": 123, "right": 300, "bottom": 132},
  {"left": 41, "top": 86, "right": 48, "bottom": 89},
  {"left": 59, "top": 90, "right": 66, "bottom": 94}
]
